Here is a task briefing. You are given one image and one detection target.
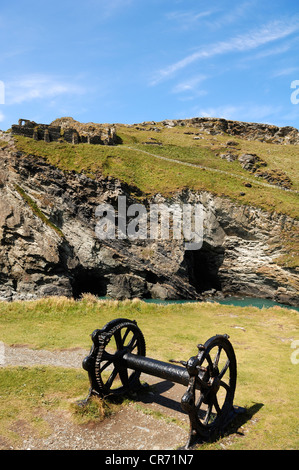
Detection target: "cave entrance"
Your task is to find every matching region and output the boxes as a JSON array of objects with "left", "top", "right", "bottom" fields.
[
  {"left": 71, "top": 268, "right": 107, "bottom": 299},
  {"left": 184, "top": 242, "right": 224, "bottom": 293}
]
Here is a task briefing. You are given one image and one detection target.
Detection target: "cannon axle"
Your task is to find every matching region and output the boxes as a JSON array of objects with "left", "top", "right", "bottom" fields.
[
  {"left": 82, "top": 317, "right": 238, "bottom": 448},
  {"left": 122, "top": 353, "right": 190, "bottom": 386}
]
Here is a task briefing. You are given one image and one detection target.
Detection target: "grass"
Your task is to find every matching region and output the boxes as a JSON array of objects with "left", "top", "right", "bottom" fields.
[
  {"left": 0, "top": 139, "right": 8, "bottom": 148},
  {"left": 0, "top": 366, "right": 88, "bottom": 447},
  {"left": 275, "top": 226, "right": 299, "bottom": 269},
  {"left": 13, "top": 125, "right": 299, "bottom": 219},
  {"left": 0, "top": 297, "right": 298, "bottom": 449},
  {"left": 14, "top": 184, "right": 65, "bottom": 238}
]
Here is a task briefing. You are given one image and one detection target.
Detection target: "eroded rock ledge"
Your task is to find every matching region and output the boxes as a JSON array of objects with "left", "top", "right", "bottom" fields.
[
  {"left": 157, "top": 117, "right": 299, "bottom": 145},
  {"left": 0, "top": 133, "right": 298, "bottom": 307}
]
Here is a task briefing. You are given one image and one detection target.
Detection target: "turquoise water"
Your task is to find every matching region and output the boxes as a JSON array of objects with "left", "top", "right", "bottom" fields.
[
  {"left": 98, "top": 295, "right": 298, "bottom": 312},
  {"left": 144, "top": 296, "right": 299, "bottom": 312}
]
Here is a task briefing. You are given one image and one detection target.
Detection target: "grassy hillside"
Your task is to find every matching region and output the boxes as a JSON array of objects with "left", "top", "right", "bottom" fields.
[
  {"left": 0, "top": 297, "right": 298, "bottom": 450},
  {"left": 13, "top": 121, "right": 299, "bottom": 219}
]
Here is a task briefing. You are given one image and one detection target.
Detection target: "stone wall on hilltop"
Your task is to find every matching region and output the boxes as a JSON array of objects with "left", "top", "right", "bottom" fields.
[{"left": 11, "top": 117, "right": 117, "bottom": 145}]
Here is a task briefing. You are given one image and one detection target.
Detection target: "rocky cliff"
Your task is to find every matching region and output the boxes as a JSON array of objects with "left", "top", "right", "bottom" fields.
[
  {"left": 0, "top": 127, "right": 298, "bottom": 307},
  {"left": 161, "top": 117, "right": 299, "bottom": 144}
]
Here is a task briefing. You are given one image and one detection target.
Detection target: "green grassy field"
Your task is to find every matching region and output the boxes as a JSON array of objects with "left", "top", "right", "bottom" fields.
[{"left": 0, "top": 297, "right": 298, "bottom": 450}]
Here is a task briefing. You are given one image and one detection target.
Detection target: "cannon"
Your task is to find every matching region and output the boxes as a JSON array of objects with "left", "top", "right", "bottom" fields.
[{"left": 82, "top": 318, "right": 239, "bottom": 449}]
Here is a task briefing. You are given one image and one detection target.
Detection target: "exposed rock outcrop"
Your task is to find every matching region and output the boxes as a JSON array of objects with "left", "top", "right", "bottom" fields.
[
  {"left": 159, "top": 117, "right": 299, "bottom": 145},
  {"left": 0, "top": 131, "right": 298, "bottom": 306}
]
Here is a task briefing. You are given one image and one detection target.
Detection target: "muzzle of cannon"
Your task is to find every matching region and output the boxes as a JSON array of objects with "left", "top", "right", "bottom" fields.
[{"left": 82, "top": 318, "right": 239, "bottom": 449}]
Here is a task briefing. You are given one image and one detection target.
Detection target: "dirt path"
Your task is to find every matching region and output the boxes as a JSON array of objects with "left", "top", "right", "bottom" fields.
[
  {"left": 123, "top": 145, "right": 299, "bottom": 194},
  {"left": 1, "top": 345, "right": 190, "bottom": 450}
]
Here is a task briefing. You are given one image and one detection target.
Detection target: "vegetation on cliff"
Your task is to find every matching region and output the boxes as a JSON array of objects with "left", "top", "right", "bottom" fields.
[
  {"left": 11, "top": 119, "right": 299, "bottom": 272},
  {"left": 13, "top": 120, "right": 299, "bottom": 220},
  {"left": 14, "top": 184, "right": 65, "bottom": 239}
]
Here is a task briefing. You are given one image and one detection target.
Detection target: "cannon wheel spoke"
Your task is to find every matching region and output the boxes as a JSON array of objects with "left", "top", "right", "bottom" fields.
[
  {"left": 114, "top": 329, "right": 124, "bottom": 351},
  {"left": 118, "top": 367, "right": 129, "bottom": 387},
  {"left": 214, "top": 346, "right": 222, "bottom": 368},
  {"left": 127, "top": 332, "right": 139, "bottom": 353},
  {"left": 218, "top": 359, "right": 230, "bottom": 380},
  {"left": 106, "top": 367, "right": 119, "bottom": 389},
  {"left": 212, "top": 394, "right": 221, "bottom": 415}
]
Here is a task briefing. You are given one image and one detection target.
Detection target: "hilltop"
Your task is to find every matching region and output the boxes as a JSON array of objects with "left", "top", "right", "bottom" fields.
[
  {"left": 0, "top": 116, "right": 298, "bottom": 306},
  {"left": 7, "top": 116, "right": 299, "bottom": 217}
]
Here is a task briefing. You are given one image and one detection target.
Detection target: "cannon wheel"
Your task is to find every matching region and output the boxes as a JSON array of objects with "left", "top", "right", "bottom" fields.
[
  {"left": 85, "top": 318, "right": 146, "bottom": 397},
  {"left": 185, "top": 334, "right": 237, "bottom": 446}
]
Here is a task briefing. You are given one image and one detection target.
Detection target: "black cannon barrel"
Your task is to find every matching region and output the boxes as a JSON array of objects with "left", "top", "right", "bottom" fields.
[{"left": 123, "top": 352, "right": 190, "bottom": 386}]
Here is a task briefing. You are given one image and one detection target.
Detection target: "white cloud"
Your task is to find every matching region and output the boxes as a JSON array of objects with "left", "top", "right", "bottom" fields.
[
  {"left": 198, "top": 105, "right": 241, "bottom": 120},
  {"left": 6, "top": 75, "right": 86, "bottom": 105},
  {"left": 205, "top": 1, "right": 256, "bottom": 30},
  {"left": 253, "top": 44, "right": 292, "bottom": 60},
  {"left": 0, "top": 111, "right": 5, "bottom": 122},
  {"left": 166, "top": 2, "right": 254, "bottom": 31},
  {"left": 172, "top": 75, "right": 207, "bottom": 94},
  {"left": 151, "top": 20, "right": 299, "bottom": 85},
  {"left": 166, "top": 9, "right": 214, "bottom": 30},
  {"left": 273, "top": 67, "right": 299, "bottom": 77}
]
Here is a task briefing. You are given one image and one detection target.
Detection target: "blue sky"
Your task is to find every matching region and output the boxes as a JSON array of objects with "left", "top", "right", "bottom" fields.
[{"left": 0, "top": 0, "right": 299, "bottom": 130}]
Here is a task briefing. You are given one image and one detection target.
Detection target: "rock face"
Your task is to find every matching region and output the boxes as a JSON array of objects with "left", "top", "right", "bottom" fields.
[
  {"left": 0, "top": 130, "right": 298, "bottom": 307},
  {"left": 161, "top": 117, "right": 299, "bottom": 145}
]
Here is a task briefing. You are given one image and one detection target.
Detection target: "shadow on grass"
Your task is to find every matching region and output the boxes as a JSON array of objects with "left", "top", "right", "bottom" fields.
[
  {"left": 79, "top": 378, "right": 264, "bottom": 444},
  {"left": 124, "top": 380, "right": 264, "bottom": 448},
  {"left": 222, "top": 402, "right": 264, "bottom": 438},
  {"left": 184, "top": 402, "right": 264, "bottom": 449}
]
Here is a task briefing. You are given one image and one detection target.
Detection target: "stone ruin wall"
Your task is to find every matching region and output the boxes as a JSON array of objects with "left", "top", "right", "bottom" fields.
[
  {"left": 11, "top": 119, "right": 117, "bottom": 145},
  {"left": 11, "top": 116, "right": 299, "bottom": 146}
]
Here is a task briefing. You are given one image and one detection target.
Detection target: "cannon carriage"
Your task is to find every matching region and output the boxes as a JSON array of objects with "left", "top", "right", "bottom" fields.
[{"left": 82, "top": 317, "right": 240, "bottom": 448}]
